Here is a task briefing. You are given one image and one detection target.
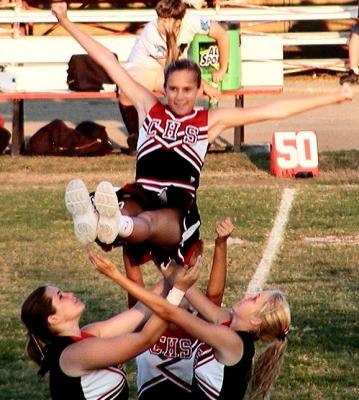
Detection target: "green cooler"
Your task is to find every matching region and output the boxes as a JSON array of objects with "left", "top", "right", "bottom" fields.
[{"left": 190, "top": 29, "right": 241, "bottom": 90}]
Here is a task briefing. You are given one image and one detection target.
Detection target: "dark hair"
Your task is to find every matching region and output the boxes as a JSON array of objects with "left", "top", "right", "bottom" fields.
[
  {"left": 21, "top": 286, "right": 55, "bottom": 375},
  {"left": 164, "top": 59, "right": 202, "bottom": 89},
  {"left": 156, "top": 0, "right": 186, "bottom": 20}
]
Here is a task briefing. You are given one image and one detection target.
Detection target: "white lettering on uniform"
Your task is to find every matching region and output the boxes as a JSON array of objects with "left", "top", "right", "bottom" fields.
[{"left": 163, "top": 120, "right": 181, "bottom": 141}]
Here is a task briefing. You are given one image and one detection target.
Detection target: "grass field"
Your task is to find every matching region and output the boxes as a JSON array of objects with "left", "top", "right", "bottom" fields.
[{"left": 0, "top": 151, "right": 358, "bottom": 400}]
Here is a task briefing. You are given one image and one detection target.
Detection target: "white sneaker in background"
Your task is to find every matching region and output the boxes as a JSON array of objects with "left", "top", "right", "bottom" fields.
[{"left": 65, "top": 178, "right": 98, "bottom": 245}]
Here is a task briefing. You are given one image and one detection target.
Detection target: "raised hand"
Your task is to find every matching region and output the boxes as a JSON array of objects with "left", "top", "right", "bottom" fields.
[
  {"left": 215, "top": 217, "right": 234, "bottom": 242},
  {"left": 184, "top": 0, "right": 207, "bottom": 9},
  {"left": 51, "top": 1, "right": 68, "bottom": 22}
]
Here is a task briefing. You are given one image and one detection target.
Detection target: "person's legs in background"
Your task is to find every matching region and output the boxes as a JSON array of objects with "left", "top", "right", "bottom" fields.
[
  {"left": 340, "top": 23, "right": 359, "bottom": 85},
  {"left": 118, "top": 97, "right": 139, "bottom": 156}
]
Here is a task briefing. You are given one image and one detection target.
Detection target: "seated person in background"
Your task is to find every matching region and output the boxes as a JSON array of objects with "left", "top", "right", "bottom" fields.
[
  {"left": 119, "top": 0, "right": 229, "bottom": 153},
  {"left": 340, "top": 19, "right": 359, "bottom": 84}
]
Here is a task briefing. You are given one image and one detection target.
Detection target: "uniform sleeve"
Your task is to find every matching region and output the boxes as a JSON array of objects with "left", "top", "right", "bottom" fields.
[{"left": 185, "top": 13, "right": 211, "bottom": 35}]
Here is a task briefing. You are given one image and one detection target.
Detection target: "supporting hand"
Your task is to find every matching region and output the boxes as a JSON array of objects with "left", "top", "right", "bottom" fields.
[
  {"left": 88, "top": 251, "right": 120, "bottom": 281},
  {"left": 173, "top": 256, "right": 202, "bottom": 292}
]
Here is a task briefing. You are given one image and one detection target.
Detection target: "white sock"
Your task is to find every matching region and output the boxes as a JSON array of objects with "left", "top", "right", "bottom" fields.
[
  {"left": 118, "top": 216, "right": 134, "bottom": 238},
  {"left": 352, "top": 67, "right": 359, "bottom": 75}
]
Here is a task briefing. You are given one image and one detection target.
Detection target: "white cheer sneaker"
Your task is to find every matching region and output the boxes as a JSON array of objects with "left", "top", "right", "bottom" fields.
[
  {"left": 95, "top": 181, "right": 134, "bottom": 244},
  {"left": 94, "top": 181, "right": 122, "bottom": 244},
  {"left": 65, "top": 178, "right": 98, "bottom": 245}
]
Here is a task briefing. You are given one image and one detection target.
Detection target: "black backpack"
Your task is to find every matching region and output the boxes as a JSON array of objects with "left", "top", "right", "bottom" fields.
[
  {"left": 67, "top": 54, "right": 117, "bottom": 92},
  {"left": 75, "top": 120, "right": 113, "bottom": 156},
  {"left": 26, "top": 119, "right": 113, "bottom": 156},
  {"left": 0, "top": 126, "right": 10, "bottom": 155}
]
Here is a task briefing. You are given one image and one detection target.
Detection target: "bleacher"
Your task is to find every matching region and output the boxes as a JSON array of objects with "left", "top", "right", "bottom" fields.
[{"left": 0, "top": 1, "right": 357, "bottom": 155}]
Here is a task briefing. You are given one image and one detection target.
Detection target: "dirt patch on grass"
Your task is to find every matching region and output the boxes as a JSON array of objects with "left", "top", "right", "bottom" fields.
[{"left": 304, "top": 235, "right": 359, "bottom": 245}]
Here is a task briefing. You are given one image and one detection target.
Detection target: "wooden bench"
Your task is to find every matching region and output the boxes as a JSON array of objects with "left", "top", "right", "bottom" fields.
[
  {"left": 0, "top": 4, "right": 356, "bottom": 74},
  {"left": 0, "top": 86, "right": 282, "bottom": 156},
  {"left": 278, "top": 30, "right": 351, "bottom": 73},
  {"left": 0, "top": 90, "right": 119, "bottom": 156},
  {"left": 0, "top": 5, "right": 357, "bottom": 24},
  {"left": 0, "top": 32, "right": 283, "bottom": 156},
  {"left": 280, "top": 31, "right": 351, "bottom": 47}
]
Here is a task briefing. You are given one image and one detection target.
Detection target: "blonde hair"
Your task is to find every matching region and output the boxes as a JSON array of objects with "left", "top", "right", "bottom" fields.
[
  {"left": 256, "top": 290, "right": 291, "bottom": 342},
  {"left": 245, "top": 340, "right": 287, "bottom": 400},
  {"left": 245, "top": 290, "right": 290, "bottom": 399},
  {"left": 155, "top": 0, "right": 187, "bottom": 65},
  {"left": 155, "top": 0, "right": 187, "bottom": 20}
]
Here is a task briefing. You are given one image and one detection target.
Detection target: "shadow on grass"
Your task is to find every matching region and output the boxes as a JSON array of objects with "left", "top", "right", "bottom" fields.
[
  {"left": 244, "top": 151, "right": 270, "bottom": 172},
  {"left": 291, "top": 308, "right": 358, "bottom": 360}
]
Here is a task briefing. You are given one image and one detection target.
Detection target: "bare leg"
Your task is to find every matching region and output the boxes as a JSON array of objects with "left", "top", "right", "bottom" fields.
[
  {"left": 66, "top": 179, "right": 184, "bottom": 250},
  {"left": 127, "top": 208, "right": 183, "bottom": 247},
  {"left": 113, "top": 190, "right": 183, "bottom": 246},
  {"left": 348, "top": 32, "right": 359, "bottom": 70},
  {"left": 95, "top": 181, "right": 183, "bottom": 248},
  {"left": 118, "top": 86, "right": 139, "bottom": 155},
  {"left": 340, "top": 31, "right": 359, "bottom": 84}
]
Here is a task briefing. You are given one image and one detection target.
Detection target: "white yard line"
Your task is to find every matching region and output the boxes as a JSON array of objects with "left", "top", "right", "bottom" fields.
[{"left": 246, "top": 188, "right": 296, "bottom": 292}]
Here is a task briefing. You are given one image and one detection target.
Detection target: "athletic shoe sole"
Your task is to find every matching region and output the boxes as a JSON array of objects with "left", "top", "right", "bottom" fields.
[
  {"left": 65, "top": 178, "right": 98, "bottom": 245},
  {"left": 94, "top": 181, "right": 121, "bottom": 244}
]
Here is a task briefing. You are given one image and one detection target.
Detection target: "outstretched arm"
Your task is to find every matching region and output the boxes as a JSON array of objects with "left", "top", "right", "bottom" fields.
[
  {"left": 62, "top": 309, "right": 168, "bottom": 377},
  {"left": 51, "top": 2, "right": 157, "bottom": 123},
  {"left": 206, "top": 218, "right": 234, "bottom": 305},
  {"left": 63, "top": 254, "right": 186, "bottom": 377},
  {"left": 207, "top": 84, "right": 353, "bottom": 142},
  {"left": 84, "top": 252, "right": 168, "bottom": 338},
  {"left": 83, "top": 299, "right": 154, "bottom": 338},
  {"left": 89, "top": 253, "right": 243, "bottom": 366}
]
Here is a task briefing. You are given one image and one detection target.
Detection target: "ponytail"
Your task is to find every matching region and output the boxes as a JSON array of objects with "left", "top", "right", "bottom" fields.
[
  {"left": 155, "top": 0, "right": 186, "bottom": 66},
  {"left": 245, "top": 289, "right": 290, "bottom": 399},
  {"left": 21, "top": 286, "right": 55, "bottom": 376},
  {"left": 245, "top": 339, "right": 287, "bottom": 400},
  {"left": 25, "top": 332, "right": 50, "bottom": 376},
  {"left": 165, "top": 26, "right": 179, "bottom": 66}
]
